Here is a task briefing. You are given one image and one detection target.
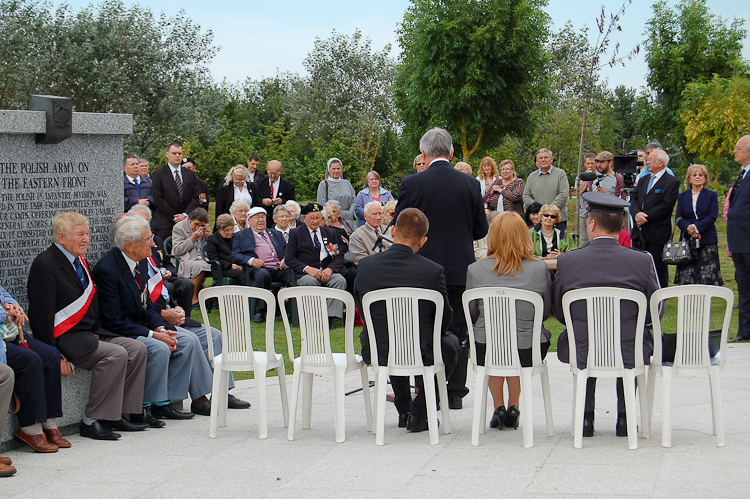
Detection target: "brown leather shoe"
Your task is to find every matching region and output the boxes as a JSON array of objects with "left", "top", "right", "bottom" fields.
[
  {"left": 0, "top": 462, "right": 16, "bottom": 477},
  {"left": 14, "top": 429, "right": 58, "bottom": 453},
  {"left": 0, "top": 456, "right": 11, "bottom": 465},
  {"left": 44, "top": 428, "right": 72, "bottom": 448}
]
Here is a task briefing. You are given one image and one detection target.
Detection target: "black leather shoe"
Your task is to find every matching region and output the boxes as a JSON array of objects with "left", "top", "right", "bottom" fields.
[
  {"left": 131, "top": 407, "right": 166, "bottom": 428},
  {"left": 80, "top": 420, "right": 121, "bottom": 440},
  {"left": 152, "top": 404, "right": 195, "bottom": 420},
  {"left": 729, "top": 336, "right": 750, "bottom": 343},
  {"left": 227, "top": 393, "right": 251, "bottom": 409},
  {"left": 616, "top": 414, "right": 628, "bottom": 437},
  {"left": 448, "top": 394, "right": 463, "bottom": 410},
  {"left": 489, "top": 406, "right": 507, "bottom": 429},
  {"left": 504, "top": 405, "right": 520, "bottom": 429},
  {"left": 104, "top": 418, "right": 148, "bottom": 432},
  {"left": 398, "top": 413, "right": 409, "bottom": 428},
  {"left": 253, "top": 313, "right": 264, "bottom": 323},
  {"left": 406, "top": 415, "right": 435, "bottom": 432},
  {"left": 191, "top": 399, "right": 211, "bottom": 416},
  {"left": 583, "top": 417, "right": 594, "bottom": 437},
  {"left": 328, "top": 317, "right": 341, "bottom": 329}
]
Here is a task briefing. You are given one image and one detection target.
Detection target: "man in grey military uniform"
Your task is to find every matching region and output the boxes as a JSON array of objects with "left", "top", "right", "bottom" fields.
[{"left": 553, "top": 192, "right": 660, "bottom": 438}]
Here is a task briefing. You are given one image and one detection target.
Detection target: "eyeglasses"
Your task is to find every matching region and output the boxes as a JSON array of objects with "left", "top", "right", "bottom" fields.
[
  {"left": 690, "top": 173, "right": 705, "bottom": 177},
  {"left": 387, "top": 211, "right": 395, "bottom": 216},
  {"left": 416, "top": 162, "right": 425, "bottom": 166},
  {"left": 542, "top": 213, "right": 556, "bottom": 218},
  {"left": 140, "top": 235, "right": 154, "bottom": 244}
]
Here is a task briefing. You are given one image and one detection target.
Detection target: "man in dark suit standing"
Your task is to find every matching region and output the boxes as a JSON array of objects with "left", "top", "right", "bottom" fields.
[
  {"left": 232, "top": 207, "right": 291, "bottom": 322},
  {"left": 258, "top": 160, "right": 296, "bottom": 226},
  {"left": 181, "top": 158, "right": 209, "bottom": 212},
  {"left": 247, "top": 154, "right": 266, "bottom": 184},
  {"left": 629, "top": 149, "right": 680, "bottom": 288},
  {"left": 28, "top": 212, "right": 148, "bottom": 440},
  {"left": 554, "top": 192, "right": 660, "bottom": 437},
  {"left": 285, "top": 203, "right": 346, "bottom": 328},
  {"left": 92, "top": 215, "right": 196, "bottom": 424},
  {"left": 124, "top": 155, "right": 153, "bottom": 213},
  {"left": 355, "top": 208, "right": 460, "bottom": 431},
  {"left": 150, "top": 143, "right": 201, "bottom": 239},
  {"left": 728, "top": 135, "right": 750, "bottom": 342},
  {"left": 393, "top": 127, "right": 488, "bottom": 410}
]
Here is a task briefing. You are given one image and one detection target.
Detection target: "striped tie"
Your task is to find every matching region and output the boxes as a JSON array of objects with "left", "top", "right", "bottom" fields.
[
  {"left": 73, "top": 257, "right": 86, "bottom": 286},
  {"left": 174, "top": 170, "right": 184, "bottom": 198}
]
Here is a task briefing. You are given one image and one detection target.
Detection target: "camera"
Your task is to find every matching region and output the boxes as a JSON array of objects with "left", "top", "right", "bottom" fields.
[{"left": 613, "top": 152, "right": 640, "bottom": 190}]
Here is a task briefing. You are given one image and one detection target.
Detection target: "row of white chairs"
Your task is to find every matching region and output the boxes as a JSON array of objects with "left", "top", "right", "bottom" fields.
[{"left": 198, "top": 284, "right": 733, "bottom": 449}]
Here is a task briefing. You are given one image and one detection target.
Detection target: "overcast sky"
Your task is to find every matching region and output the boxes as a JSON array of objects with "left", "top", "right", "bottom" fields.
[{"left": 55, "top": 0, "right": 749, "bottom": 90}]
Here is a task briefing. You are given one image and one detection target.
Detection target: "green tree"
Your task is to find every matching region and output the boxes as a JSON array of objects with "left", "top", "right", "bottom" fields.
[
  {"left": 644, "top": 0, "right": 747, "bottom": 158},
  {"left": 394, "top": 0, "right": 550, "bottom": 161}
]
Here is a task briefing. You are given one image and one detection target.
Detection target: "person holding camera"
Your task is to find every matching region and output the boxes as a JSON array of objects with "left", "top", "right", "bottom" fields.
[
  {"left": 171, "top": 207, "right": 212, "bottom": 307},
  {"left": 673, "top": 164, "right": 722, "bottom": 286}
]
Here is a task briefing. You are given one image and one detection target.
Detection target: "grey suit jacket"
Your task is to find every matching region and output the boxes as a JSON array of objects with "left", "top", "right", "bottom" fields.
[
  {"left": 552, "top": 237, "right": 659, "bottom": 369},
  {"left": 465, "top": 258, "right": 551, "bottom": 348},
  {"left": 171, "top": 218, "right": 210, "bottom": 278},
  {"left": 349, "top": 224, "right": 392, "bottom": 265}
]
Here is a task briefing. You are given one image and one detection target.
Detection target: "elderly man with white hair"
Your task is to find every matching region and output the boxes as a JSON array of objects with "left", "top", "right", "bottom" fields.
[
  {"left": 92, "top": 215, "right": 197, "bottom": 424},
  {"left": 348, "top": 201, "right": 392, "bottom": 265},
  {"left": 522, "top": 147, "right": 570, "bottom": 232}
]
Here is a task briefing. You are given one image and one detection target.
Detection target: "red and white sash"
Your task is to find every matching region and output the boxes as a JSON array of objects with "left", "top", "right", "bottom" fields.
[
  {"left": 53, "top": 257, "right": 95, "bottom": 338},
  {"left": 146, "top": 257, "right": 164, "bottom": 303}
]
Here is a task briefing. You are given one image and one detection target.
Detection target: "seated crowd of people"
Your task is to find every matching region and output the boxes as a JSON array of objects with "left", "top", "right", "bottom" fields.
[{"left": 3, "top": 131, "right": 746, "bottom": 478}]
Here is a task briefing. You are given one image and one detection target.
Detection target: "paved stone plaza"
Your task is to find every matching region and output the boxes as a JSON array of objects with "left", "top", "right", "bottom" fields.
[{"left": 2, "top": 343, "right": 749, "bottom": 498}]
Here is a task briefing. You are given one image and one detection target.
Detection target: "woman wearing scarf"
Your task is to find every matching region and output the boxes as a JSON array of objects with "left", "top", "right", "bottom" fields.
[{"left": 317, "top": 157, "right": 356, "bottom": 223}]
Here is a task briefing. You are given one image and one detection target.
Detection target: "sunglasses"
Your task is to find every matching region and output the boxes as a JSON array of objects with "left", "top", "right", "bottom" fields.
[{"left": 542, "top": 213, "right": 556, "bottom": 218}]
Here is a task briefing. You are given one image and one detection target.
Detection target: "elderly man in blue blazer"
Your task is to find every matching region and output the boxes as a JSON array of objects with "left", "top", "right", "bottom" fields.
[
  {"left": 124, "top": 155, "right": 153, "bottom": 213},
  {"left": 232, "top": 207, "right": 291, "bottom": 322},
  {"left": 92, "top": 215, "right": 197, "bottom": 424}
]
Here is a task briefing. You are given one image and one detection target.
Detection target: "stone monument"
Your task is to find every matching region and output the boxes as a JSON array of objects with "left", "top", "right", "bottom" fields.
[{"left": 0, "top": 96, "right": 131, "bottom": 449}]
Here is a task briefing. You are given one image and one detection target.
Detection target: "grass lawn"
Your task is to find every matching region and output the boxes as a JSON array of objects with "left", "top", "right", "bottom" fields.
[{"left": 200, "top": 196, "right": 739, "bottom": 380}]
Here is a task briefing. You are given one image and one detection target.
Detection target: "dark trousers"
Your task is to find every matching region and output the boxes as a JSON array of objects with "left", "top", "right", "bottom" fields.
[
  {"left": 644, "top": 241, "right": 668, "bottom": 289},
  {"left": 585, "top": 377, "right": 637, "bottom": 415},
  {"left": 165, "top": 276, "right": 194, "bottom": 317},
  {"left": 732, "top": 252, "right": 750, "bottom": 339},
  {"left": 244, "top": 267, "right": 291, "bottom": 313},
  {"left": 391, "top": 332, "right": 460, "bottom": 419},
  {"left": 5, "top": 335, "right": 63, "bottom": 427},
  {"left": 446, "top": 285, "right": 469, "bottom": 398}
]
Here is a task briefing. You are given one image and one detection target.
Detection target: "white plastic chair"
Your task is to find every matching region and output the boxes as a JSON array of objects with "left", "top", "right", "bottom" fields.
[
  {"left": 198, "top": 285, "right": 289, "bottom": 439},
  {"left": 462, "top": 287, "right": 554, "bottom": 448},
  {"left": 646, "top": 285, "right": 733, "bottom": 448},
  {"left": 278, "top": 287, "right": 373, "bottom": 443},
  {"left": 361, "top": 287, "right": 451, "bottom": 446},
  {"left": 562, "top": 287, "right": 648, "bottom": 450}
]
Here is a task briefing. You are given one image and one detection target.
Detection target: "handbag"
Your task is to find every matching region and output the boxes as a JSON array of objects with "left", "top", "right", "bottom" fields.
[{"left": 662, "top": 217, "right": 694, "bottom": 266}]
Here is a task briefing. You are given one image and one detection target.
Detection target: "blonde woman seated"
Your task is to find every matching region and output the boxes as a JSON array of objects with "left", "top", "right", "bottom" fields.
[
  {"left": 466, "top": 212, "right": 552, "bottom": 429},
  {"left": 529, "top": 203, "right": 575, "bottom": 260},
  {"left": 229, "top": 199, "right": 251, "bottom": 232}
]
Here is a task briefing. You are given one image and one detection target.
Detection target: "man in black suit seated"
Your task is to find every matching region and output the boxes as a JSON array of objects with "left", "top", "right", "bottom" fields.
[
  {"left": 354, "top": 208, "right": 460, "bottom": 432},
  {"left": 150, "top": 142, "right": 201, "bottom": 239},
  {"left": 285, "top": 203, "right": 346, "bottom": 328},
  {"left": 232, "top": 207, "right": 291, "bottom": 322},
  {"left": 393, "top": 127, "right": 488, "bottom": 410},
  {"left": 124, "top": 155, "right": 152, "bottom": 213},
  {"left": 129, "top": 205, "right": 194, "bottom": 315},
  {"left": 630, "top": 149, "right": 679, "bottom": 288},
  {"left": 258, "top": 160, "right": 296, "bottom": 226}
]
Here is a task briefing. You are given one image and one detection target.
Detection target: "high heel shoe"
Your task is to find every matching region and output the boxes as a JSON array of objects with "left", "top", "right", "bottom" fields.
[
  {"left": 504, "top": 405, "right": 520, "bottom": 429},
  {"left": 489, "top": 406, "right": 507, "bottom": 429}
]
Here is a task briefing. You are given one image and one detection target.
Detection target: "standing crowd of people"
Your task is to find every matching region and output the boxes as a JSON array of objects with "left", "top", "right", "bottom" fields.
[{"left": 2, "top": 129, "right": 748, "bottom": 478}]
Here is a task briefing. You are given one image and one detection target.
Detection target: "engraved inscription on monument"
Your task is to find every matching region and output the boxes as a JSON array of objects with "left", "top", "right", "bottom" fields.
[{"left": 0, "top": 111, "right": 130, "bottom": 309}]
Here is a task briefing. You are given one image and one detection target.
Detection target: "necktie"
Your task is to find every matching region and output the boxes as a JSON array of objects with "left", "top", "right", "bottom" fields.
[
  {"left": 135, "top": 177, "right": 140, "bottom": 195},
  {"left": 282, "top": 231, "right": 289, "bottom": 243},
  {"left": 269, "top": 181, "right": 275, "bottom": 199},
  {"left": 313, "top": 230, "right": 321, "bottom": 254},
  {"left": 174, "top": 169, "right": 184, "bottom": 198},
  {"left": 73, "top": 257, "right": 86, "bottom": 286},
  {"left": 259, "top": 231, "right": 276, "bottom": 258},
  {"left": 646, "top": 174, "right": 656, "bottom": 193},
  {"left": 134, "top": 266, "right": 142, "bottom": 289},
  {"left": 730, "top": 169, "right": 747, "bottom": 202},
  {"left": 374, "top": 228, "right": 383, "bottom": 252}
]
